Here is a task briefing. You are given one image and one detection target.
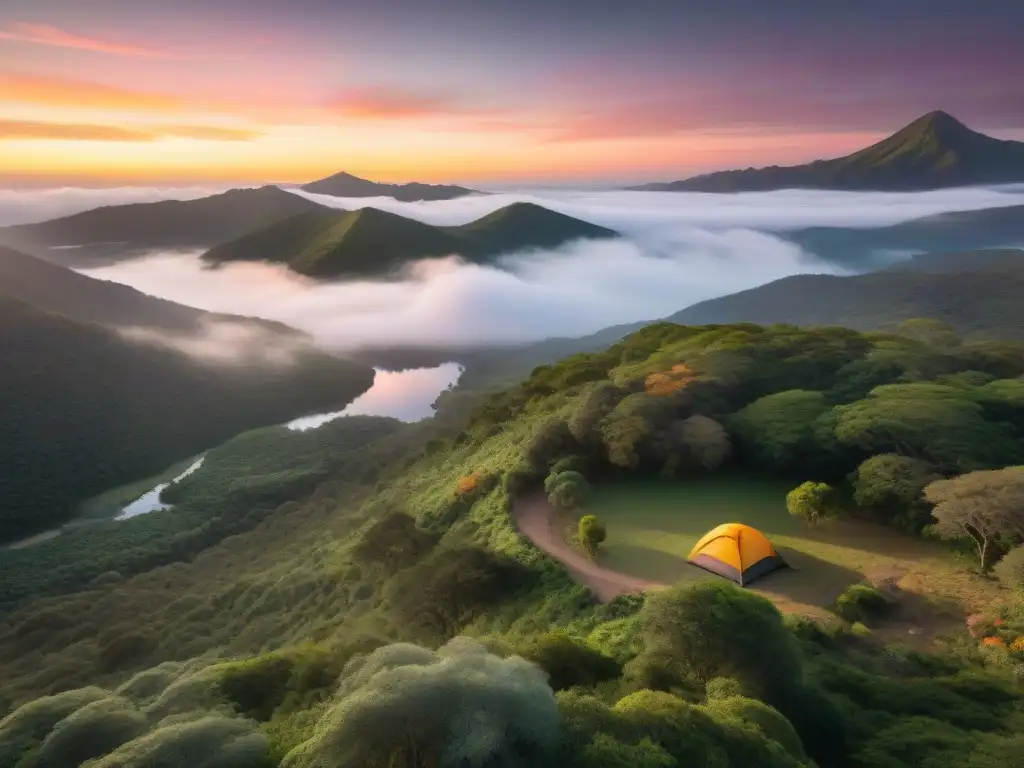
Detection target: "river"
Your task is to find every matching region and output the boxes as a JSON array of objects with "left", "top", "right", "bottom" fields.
[{"left": 114, "top": 363, "right": 463, "bottom": 517}]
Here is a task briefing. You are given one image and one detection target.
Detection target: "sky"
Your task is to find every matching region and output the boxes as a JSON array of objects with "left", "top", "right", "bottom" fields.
[{"left": 2, "top": 0, "right": 1024, "bottom": 186}]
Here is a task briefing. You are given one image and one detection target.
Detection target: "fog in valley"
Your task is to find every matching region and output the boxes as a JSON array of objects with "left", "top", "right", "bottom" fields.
[{"left": 9, "top": 183, "right": 1021, "bottom": 351}]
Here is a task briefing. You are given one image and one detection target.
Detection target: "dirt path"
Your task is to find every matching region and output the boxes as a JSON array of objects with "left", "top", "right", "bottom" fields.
[{"left": 513, "top": 495, "right": 666, "bottom": 602}]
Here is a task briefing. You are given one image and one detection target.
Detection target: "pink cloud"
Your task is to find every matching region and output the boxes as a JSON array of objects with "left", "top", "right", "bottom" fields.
[{"left": 0, "top": 22, "right": 183, "bottom": 58}]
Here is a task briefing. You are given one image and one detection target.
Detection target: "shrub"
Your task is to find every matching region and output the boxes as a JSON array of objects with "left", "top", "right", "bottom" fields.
[
  {"left": 579, "top": 515, "right": 607, "bottom": 556},
  {"left": 833, "top": 584, "right": 891, "bottom": 624},
  {"left": 786, "top": 481, "right": 839, "bottom": 526},
  {"left": 518, "top": 632, "right": 621, "bottom": 691},
  {"left": 87, "top": 716, "right": 273, "bottom": 768},
  {"left": 0, "top": 687, "right": 110, "bottom": 766},
  {"left": 34, "top": 697, "right": 146, "bottom": 768},
  {"left": 993, "top": 545, "right": 1024, "bottom": 591},
  {"left": 281, "top": 637, "right": 560, "bottom": 768},
  {"left": 851, "top": 622, "right": 873, "bottom": 638},
  {"left": 503, "top": 465, "right": 539, "bottom": 497},
  {"left": 633, "top": 582, "right": 802, "bottom": 702},
  {"left": 550, "top": 456, "right": 587, "bottom": 475},
  {"left": 705, "top": 677, "right": 744, "bottom": 700}
]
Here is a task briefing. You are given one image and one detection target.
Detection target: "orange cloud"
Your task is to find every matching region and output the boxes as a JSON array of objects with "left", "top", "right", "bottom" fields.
[
  {"left": 333, "top": 87, "right": 465, "bottom": 119},
  {"left": 0, "top": 119, "right": 156, "bottom": 142},
  {"left": 0, "top": 22, "right": 180, "bottom": 58},
  {"left": 155, "top": 125, "right": 262, "bottom": 141},
  {"left": 0, "top": 71, "right": 180, "bottom": 111}
]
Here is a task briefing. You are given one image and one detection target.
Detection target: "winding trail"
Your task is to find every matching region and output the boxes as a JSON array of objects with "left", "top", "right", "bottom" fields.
[{"left": 513, "top": 494, "right": 666, "bottom": 602}]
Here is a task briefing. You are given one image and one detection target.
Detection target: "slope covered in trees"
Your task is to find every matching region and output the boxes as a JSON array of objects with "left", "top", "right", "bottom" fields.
[
  {"left": 0, "top": 295, "right": 374, "bottom": 542},
  {"left": 202, "top": 202, "right": 620, "bottom": 279},
  {"left": 0, "top": 186, "right": 325, "bottom": 266},
  {"left": 1, "top": 321, "right": 1023, "bottom": 768}
]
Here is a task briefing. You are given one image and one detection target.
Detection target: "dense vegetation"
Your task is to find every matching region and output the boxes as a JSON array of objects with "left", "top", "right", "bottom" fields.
[
  {"left": 202, "top": 202, "right": 619, "bottom": 279},
  {"left": 0, "top": 296, "right": 374, "bottom": 542},
  {"left": 2, "top": 320, "right": 1023, "bottom": 767},
  {"left": 300, "top": 170, "right": 478, "bottom": 201},
  {"left": 631, "top": 110, "right": 1024, "bottom": 192},
  {"left": 0, "top": 186, "right": 323, "bottom": 265}
]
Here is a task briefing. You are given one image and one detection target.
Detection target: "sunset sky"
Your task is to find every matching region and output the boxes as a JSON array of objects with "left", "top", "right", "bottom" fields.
[{"left": 2, "top": 0, "right": 1023, "bottom": 186}]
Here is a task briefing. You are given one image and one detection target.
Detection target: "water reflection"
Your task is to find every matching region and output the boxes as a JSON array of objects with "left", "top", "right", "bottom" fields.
[
  {"left": 288, "top": 362, "right": 463, "bottom": 431},
  {"left": 115, "top": 457, "right": 206, "bottom": 520}
]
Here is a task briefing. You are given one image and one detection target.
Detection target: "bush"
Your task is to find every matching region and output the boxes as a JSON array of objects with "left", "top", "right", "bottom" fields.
[
  {"left": 705, "top": 677, "right": 744, "bottom": 700},
  {"left": 579, "top": 515, "right": 607, "bottom": 556},
  {"left": 833, "top": 584, "right": 891, "bottom": 624},
  {"left": 87, "top": 716, "right": 273, "bottom": 768},
  {"left": 851, "top": 622, "right": 873, "bottom": 638},
  {"left": 0, "top": 687, "right": 110, "bottom": 766},
  {"left": 503, "top": 465, "right": 539, "bottom": 497},
  {"left": 633, "top": 582, "right": 802, "bottom": 702},
  {"left": 518, "top": 632, "right": 621, "bottom": 691},
  {"left": 34, "top": 697, "right": 146, "bottom": 768},
  {"left": 281, "top": 637, "right": 560, "bottom": 768},
  {"left": 786, "top": 481, "right": 839, "bottom": 526},
  {"left": 993, "top": 545, "right": 1024, "bottom": 591}
]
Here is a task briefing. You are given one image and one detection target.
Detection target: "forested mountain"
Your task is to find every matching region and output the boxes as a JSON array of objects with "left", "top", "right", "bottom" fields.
[
  {"left": 0, "top": 295, "right": 373, "bottom": 543},
  {"left": 667, "top": 250, "right": 1024, "bottom": 339},
  {"left": 0, "top": 245, "right": 298, "bottom": 334},
  {"left": 789, "top": 204, "right": 1024, "bottom": 267},
  {"left": 631, "top": 111, "right": 1024, "bottom": 192},
  {"left": 300, "top": 171, "right": 479, "bottom": 201},
  {"left": 0, "top": 186, "right": 324, "bottom": 266},
  {"left": 203, "top": 202, "right": 619, "bottom": 278}
]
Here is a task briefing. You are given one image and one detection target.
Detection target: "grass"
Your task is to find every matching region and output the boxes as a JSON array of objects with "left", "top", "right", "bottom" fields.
[{"left": 582, "top": 474, "right": 1004, "bottom": 625}]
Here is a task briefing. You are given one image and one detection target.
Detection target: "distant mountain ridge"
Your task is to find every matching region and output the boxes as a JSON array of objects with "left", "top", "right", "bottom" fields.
[
  {"left": 631, "top": 111, "right": 1024, "bottom": 192},
  {"left": 0, "top": 186, "right": 324, "bottom": 266},
  {"left": 664, "top": 248, "right": 1024, "bottom": 339},
  {"left": 300, "top": 171, "right": 479, "bottom": 201},
  {"left": 202, "top": 202, "right": 619, "bottom": 279},
  {"left": 789, "top": 204, "right": 1024, "bottom": 267}
]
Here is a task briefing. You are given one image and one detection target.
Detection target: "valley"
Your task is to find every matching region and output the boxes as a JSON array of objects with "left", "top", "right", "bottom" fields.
[{"left": 3, "top": 19, "right": 1024, "bottom": 763}]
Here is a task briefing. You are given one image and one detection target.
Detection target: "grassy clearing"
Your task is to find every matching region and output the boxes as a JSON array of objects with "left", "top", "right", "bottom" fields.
[{"left": 583, "top": 474, "right": 1004, "bottom": 625}]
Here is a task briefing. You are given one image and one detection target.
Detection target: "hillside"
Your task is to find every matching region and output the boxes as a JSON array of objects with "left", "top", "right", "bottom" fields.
[
  {"left": 2, "top": 321, "right": 1023, "bottom": 768},
  {"left": 300, "top": 171, "right": 479, "bottom": 201},
  {"left": 203, "top": 202, "right": 620, "bottom": 278},
  {"left": 0, "top": 295, "right": 374, "bottom": 543},
  {"left": 789, "top": 204, "right": 1024, "bottom": 267},
  {"left": 667, "top": 253, "right": 1024, "bottom": 339},
  {"left": 631, "top": 111, "right": 1024, "bottom": 192},
  {"left": 0, "top": 245, "right": 301, "bottom": 335},
  {"left": 0, "top": 186, "right": 325, "bottom": 266}
]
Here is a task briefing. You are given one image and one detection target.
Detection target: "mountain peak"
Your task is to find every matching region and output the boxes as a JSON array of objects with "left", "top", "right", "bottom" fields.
[{"left": 892, "top": 110, "right": 976, "bottom": 146}]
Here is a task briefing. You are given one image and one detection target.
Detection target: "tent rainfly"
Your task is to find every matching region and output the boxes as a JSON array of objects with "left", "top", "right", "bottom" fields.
[{"left": 687, "top": 523, "right": 786, "bottom": 586}]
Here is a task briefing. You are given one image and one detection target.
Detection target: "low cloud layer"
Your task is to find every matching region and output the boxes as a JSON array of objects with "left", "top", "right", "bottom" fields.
[
  {"left": 67, "top": 184, "right": 1024, "bottom": 351},
  {"left": 118, "top": 317, "right": 310, "bottom": 366}
]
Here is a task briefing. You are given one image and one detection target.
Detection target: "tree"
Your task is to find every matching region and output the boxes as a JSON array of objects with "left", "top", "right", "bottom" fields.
[
  {"left": 281, "top": 637, "right": 560, "bottom": 768},
  {"left": 548, "top": 472, "right": 591, "bottom": 512},
  {"left": 524, "top": 418, "right": 576, "bottom": 473},
  {"left": 993, "top": 545, "right": 1024, "bottom": 590},
  {"left": 729, "top": 390, "right": 831, "bottom": 472},
  {"left": 579, "top": 515, "right": 607, "bottom": 557},
  {"left": 851, "top": 453, "right": 938, "bottom": 532},
  {"left": 673, "top": 415, "right": 731, "bottom": 471},
  {"left": 568, "top": 382, "right": 623, "bottom": 446},
  {"left": 786, "top": 481, "right": 838, "bottom": 526},
  {"left": 925, "top": 467, "right": 1024, "bottom": 571},
  {"left": 632, "top": 582, "right": 802, "bottom": 701},
  {"left": 832, "top": 384, "right": 1023, "bottom": 472}
]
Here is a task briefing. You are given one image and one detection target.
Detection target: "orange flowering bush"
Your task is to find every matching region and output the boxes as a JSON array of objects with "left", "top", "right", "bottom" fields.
[
  {"left": 644, "top": 364, "right": 695, "bottom": 396},
  {"left": 981, "top": 636, "right": 1005, "bottom": 647},
  {"left": 457, "top": 474, "right": 480, "bottom": 494}
]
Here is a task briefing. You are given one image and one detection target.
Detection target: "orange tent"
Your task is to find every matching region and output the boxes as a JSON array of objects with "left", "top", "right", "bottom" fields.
[{"left": 687, "top": 523, "right": 786, "bottom": 586}]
